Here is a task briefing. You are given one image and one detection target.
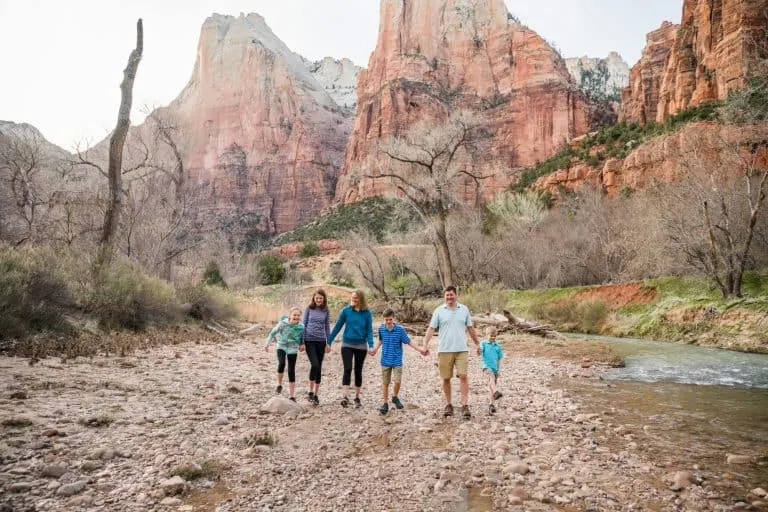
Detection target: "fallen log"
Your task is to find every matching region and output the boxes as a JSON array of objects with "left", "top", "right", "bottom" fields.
[{"left": 470, "top": 310, "right": 565, "bottom": 339}]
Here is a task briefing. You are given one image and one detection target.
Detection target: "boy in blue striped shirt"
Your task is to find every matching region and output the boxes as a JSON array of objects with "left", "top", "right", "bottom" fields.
[{"left": 372, "top": 308, "right": 428, "bottom": 415}]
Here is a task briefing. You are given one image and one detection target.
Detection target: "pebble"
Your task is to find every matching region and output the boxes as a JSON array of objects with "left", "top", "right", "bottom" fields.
[{"left": 56, "top": 480, "right": 87, "bottom": 496}]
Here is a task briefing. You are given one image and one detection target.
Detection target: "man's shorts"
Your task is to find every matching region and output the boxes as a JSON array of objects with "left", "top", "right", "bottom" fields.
[
  {"left": 438, "top": 351, "right": 468, "bottom": 380},
  {"left": 381, "top": 365, "right": 403, "bottom": 386}
]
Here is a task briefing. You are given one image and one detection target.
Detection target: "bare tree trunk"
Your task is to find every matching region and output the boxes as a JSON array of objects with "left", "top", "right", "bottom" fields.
[
  {"left": 97, "top": 19, "right": 143, "bottom": 268},
  {"left": 434, "top": 215, "right": 454, "bottom": 288}
]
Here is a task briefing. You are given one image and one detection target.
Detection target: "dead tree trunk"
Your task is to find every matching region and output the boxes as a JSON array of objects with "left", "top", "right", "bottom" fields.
[{"left": 97, "top": 19, "right": 143, "bottom": 268}]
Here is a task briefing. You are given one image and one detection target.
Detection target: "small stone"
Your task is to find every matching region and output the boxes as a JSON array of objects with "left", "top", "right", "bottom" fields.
[
  {"left": 215, "top": 415, "right": 229, "bottom": 426},
  {"left": 10, "top": 482, "right": 33, "bottom": 493},
  {"left": 69, "top": 494, "right": 94, "bottom": 507},
  {"left": 57, "top": 480, "right": 87, "bottom": 496},
  {"left": 41, "top": 463, "right": 68, "bottom": 478},
  {"left": 160, "top": 497, "right": 183, "bottom": 507},
  {"left": 506, "top": 462, "right": 529, "bottom": 475},
  {"left": 41, "top": 428, "right": 62, "bottom": 437},
  {"left": 10, "top": 390, "right": 28, "bottom": 399},
  {"left": 726, "top": 454, "right": 751, "bottom": 464},
  {"left": 752, "top": 488, "right": 767, "bottom": 498},
  {"left": 160, "top": 475, "right": 187, "bottom": 496}
]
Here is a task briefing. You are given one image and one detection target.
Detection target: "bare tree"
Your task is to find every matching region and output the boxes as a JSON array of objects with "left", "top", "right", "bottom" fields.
[
  {"left": 369, "top": 112, "right": 491, "bottom": 287},
  {"left": 662, "top": 126, "right": 768, "bottom": 298},
  {"left": 0, "top": 129, "right": 44, "bottom": 243},
  {"left": 96, "top": 18, "right": 144, "bottom": 268}
]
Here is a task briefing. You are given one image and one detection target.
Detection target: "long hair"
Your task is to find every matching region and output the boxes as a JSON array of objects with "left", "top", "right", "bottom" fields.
[
  {"left": 352, "top": 289, "right": 368, "bottom": 311},
  {"left": 308, "top": 289, "right": 328, "bottom": 310}
]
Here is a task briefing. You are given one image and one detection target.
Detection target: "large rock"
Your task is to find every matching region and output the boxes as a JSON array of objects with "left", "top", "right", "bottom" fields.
[
  {"left": 335, "top": 0, "right": 589, "bottom": 204},
  {"left": 260, "top": 396, "right": 303, "bottom": 415},
  {"left": 565, "top": 52, "right": 630, "bottom": 99},
  {"left": 621, "top": 0, "right": 768, "bottom": 124}
]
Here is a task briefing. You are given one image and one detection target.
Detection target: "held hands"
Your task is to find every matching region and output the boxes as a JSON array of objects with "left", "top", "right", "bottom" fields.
[
  {"left": 368, "top": 348, "right": 376, "bottom": 356},
  {"left": 299, "top": 344, "right": 306, "bottom": 353},
  {"left": 325, "top": 344, "right": 331, "bottom": 353},
  {"left": 475, "top": 344, "right": 481, "bottom": 356}
]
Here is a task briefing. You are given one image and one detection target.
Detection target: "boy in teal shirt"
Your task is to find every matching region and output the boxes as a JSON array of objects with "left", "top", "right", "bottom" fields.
[{"left": 480, "top": 326, "right": 504, "bottom": 414}]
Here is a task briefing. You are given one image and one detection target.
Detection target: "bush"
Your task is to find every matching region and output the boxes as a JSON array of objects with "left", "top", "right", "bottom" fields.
[
  {"left": 201, "top": 261, "right": 228, "bottom": 288},
  {"left": 328, "top": 260, "right": 354, "bottom": 287},
  {"left": 299, "top": 241, "right": 320, "bottom": 258},
  {"left": 0, "top": 246, "right": 73, "bottom": 339},
  {"left": 91, "top": 259, "right": 180, "bottom": 330},
  {"left": 575, "top": 299, "right": 609, "bottom": 333},
  {"left": 178, "top": 284, "right": 238, "bottom": 322},
  {"left": 257, "top": 254, "right": 285, "bottom": 285},
  {"left": 529, "top": 298, "right": 608, "bottom": 333},
  {"left": 460, "top": 281, "right": 509, "bottom": 314}
]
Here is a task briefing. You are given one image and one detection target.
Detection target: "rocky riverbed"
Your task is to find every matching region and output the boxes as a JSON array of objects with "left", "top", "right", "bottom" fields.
[{"left": 1, "top": 332, "right": 766, "bottom": 511}]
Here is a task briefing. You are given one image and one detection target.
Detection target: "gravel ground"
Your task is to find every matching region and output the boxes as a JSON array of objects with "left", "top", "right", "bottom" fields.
[{"left": 1, "top": 331, "right": 765, "bottom": 511}]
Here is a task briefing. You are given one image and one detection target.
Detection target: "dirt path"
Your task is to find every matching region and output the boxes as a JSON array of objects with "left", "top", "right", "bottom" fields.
[{"left": 0, "top": 331, "right": 762, "bottom": 511}]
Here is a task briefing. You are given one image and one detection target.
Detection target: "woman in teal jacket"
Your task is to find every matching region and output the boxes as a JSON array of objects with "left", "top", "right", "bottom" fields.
[{"left": 328, "top": 289, "right": 374, "bottom": 408}]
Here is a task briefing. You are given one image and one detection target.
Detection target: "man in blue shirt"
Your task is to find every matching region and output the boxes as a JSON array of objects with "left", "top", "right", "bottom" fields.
[
  {"left": 423, "top": 286, "right": 481, "bottom": 420},
  {"left": 372, "top": 308, "right": 427, "bottom": 415}
]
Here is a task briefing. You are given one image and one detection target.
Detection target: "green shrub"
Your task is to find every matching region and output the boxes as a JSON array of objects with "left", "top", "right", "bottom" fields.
[
  {"left": 169, "top": 460, "right": 223, "bottom": 481},
  {"left": 178, "top": 284, "right": 237, "bottom": 322},
  {"left": 91, "top": 259, "right": 180, "bottom": 330},
  {"left": 299, "top": 241, "right": 321, "bottom": 258},
  {"left": 0, "top": 246, "right": 73, "bottom": 339},
  {"left": 257, "top": 254, "right": 285, "bottom": 285},
  {"left": 575, "top": 299, "right": 608, "bottom": 333},
  {"left": 530, "top": 300, "right": 578, "bottom": 328},
  {"left": 201, "top": 261, "right": 228, "bottom": 288},
  {"left": 460, "top": 281, "right": 509, "bottom": 314}
]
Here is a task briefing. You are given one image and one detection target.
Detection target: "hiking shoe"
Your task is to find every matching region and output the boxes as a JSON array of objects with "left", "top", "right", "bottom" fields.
[
  {"left": 276, "top": 385, "right": 283, "bottom": 394},
  {"left": 461, "top": 405, "right": 471, "bottom": 420},
  {"left": 289, "top": 396, "right": 296, "bottom": 402},
  {"left": 391, "top": 396, "right": 404, "bottom": 410},
  {"left": 378, "top": 403, "right": 389, "bottom": 415},
  {"left": 443, "top": 404, "right": 454, "bottom": 417},
  {"left": 308, "top": 391, "right": 315, "bottom": 402},
  {"left": 354, "top": 397, "right": 362, "bottom": 409},
  {"left": 311, "top": 394, "right": 320, "bottom": 406},
  {"left": 493, "top": 391, "right": 503, "bottom": 400},
  {"left": 340, "top": 396, "right": 349, "bottom": 408},
  {"left": 488, "top": 404, "right": 497, "bottom": 414}
]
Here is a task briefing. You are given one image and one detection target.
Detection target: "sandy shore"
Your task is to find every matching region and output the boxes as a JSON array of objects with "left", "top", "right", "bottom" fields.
[{"left": 1, "top": 331, "right": 764, "bottom": 511}]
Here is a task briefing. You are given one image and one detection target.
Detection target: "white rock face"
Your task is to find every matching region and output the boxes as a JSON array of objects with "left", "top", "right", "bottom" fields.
[
  {"left": 302, "top": 56, "right": 361, "bottom": 110},
  {"left": 565, "top": 51, "right": 630, "bottom": 100}
]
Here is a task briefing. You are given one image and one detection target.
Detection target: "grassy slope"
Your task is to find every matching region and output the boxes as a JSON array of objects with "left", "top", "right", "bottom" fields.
[{"left": 507, "top": 273, "right": 768, "bottom": 353}]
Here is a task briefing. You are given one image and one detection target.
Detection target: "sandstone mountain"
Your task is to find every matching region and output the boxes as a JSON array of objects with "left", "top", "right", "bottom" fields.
[
  {"left": 335, "top": 0, "right": 589, "bottom": 204},
  {"left": 140, "top": 13, "right": 353, "bottom": 235},
  {"left": 303, "top": 57, "right": 361, "bottom": 110},
  {"left": 565, "top": 52, "right": 630, "bottom": 101},
  {"left": 621, "top": 0, "right": 768, "bottom": 124}
]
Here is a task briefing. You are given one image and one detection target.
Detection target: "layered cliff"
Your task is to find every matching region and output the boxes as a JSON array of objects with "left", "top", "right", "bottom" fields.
[
  {"left": 151, "top": 13, "right": 352, "bottom": 234},
  {"left": 335, "top": 0, "right": 589, "bottom": 204},
  {"left": 622, "top": 0, "right": 768, "bottom": 124}
]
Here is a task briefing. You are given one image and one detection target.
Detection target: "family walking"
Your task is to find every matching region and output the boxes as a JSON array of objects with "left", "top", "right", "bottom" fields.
[{"left": 262, "top": 285, "right": 503, "bottom": 417}]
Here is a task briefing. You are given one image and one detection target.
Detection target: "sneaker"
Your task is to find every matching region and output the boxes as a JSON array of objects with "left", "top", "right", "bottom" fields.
[
  {"left": 493, "top": 391, "right": 503, "bottom": 400},
  {"left": 307, "top": 391, "right": 315, "bottom": 401},
  {"left": 443, "top": 404, "right": 454, "bottom": 417},
  {"left": 354, "top": 397, "right": 362, "bottom": 409},
  {"left": 289, "top": 396, "right": 296, "bottom": 402},
  {"left": 340, "top": 396, "right": 349, "bottom": 408},
  {"left": 461, "top": 405, "right": 471, "bottom": 420},
  {"left": 312, "top": 394, "right": 320, "bottom": 406},
  {"left": 276, "top": 385, "right": 283, "bottom": 394},
  {"left": 391, "top": 396, "right": 404, "bottom": 410},
  {"left": 488, "top": 403, "right": 496, "bottom": 414},
  {"left": 378, "top": 403, "right": 389, "bottom": 415}
]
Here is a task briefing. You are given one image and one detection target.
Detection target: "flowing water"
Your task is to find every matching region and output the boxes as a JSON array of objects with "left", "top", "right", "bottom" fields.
[{"left": 560, "top": 335, "right": 768, "bottom": 507}]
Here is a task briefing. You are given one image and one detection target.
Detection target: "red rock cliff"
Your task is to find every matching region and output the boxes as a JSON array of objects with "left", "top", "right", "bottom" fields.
[
  {"left": 155, "top": 14, "right": 352, "bottom": 234},
  {"left": 336, "top": 0, "right": 589, "bottom": 204},
  {"left": 622, "top": 0, "right": 768, "bottom": 124}
]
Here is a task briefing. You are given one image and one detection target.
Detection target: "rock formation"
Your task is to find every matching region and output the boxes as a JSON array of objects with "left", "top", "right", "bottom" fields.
[
  {"left": 565, "top": 52, "right": 630, "bottom": 101},
  {"left": 303, "top": 57, "right": 361, "bottom": 110},
  {"left": 621, "top": 0, "right": 768, "bottom": 124},
  {"left": 335, "top": 0, "right": 589, "bottom": 204},
  {"left": 144, "top": 13, "right": 352, "bottom": 234},
  {"left": 619, "top": 22, "right": 680, "bottom": 124}
]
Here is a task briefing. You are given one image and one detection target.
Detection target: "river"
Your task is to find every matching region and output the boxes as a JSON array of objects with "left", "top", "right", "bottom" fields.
[{"left": 559, "top": 335, "right": 768, "bottom": 508}]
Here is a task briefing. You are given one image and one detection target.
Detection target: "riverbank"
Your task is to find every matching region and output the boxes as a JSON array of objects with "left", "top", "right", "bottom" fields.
[
  {"left": 507, "top": 274, "right": 768, "bottom": 354},
  {"left": 1, "top": 331, "right": 765, "bottom": 511}
]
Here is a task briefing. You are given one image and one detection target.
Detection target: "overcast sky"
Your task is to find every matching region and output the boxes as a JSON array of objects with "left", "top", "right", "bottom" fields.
[{"left": 0, "top": 0, "right": 682, "bottom": 150}]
